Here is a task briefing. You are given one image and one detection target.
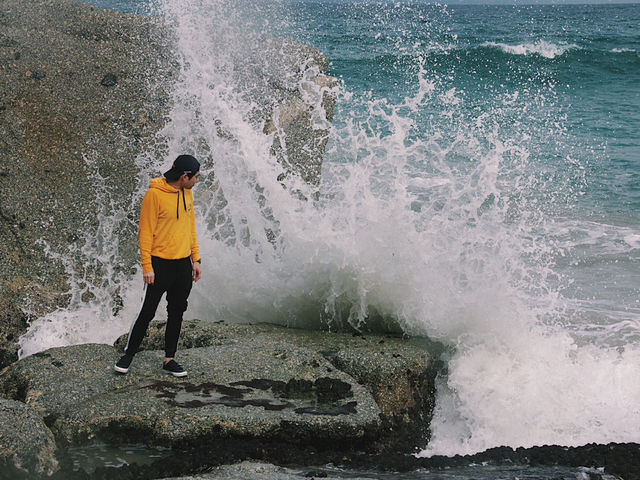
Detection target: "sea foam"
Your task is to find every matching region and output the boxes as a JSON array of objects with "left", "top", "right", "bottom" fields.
[{"left": 483, "top": 40, "right": 578, "bottom": 59}]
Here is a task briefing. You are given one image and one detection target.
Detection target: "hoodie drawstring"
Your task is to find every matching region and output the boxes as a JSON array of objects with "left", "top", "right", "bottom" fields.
[{"left": 176, "top": 188, "right": 187, "bottom": 219}]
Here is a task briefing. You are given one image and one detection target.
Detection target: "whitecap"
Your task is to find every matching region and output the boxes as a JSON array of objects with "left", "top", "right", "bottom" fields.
[
  {"left": 483, "top": 40, "right": 578, "bottom": 59},
  {"left": 611, "top": 47, "right": 636, "bottom": 54}
]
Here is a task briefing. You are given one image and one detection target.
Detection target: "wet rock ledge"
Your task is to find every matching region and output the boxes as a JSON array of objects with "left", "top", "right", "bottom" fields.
[{"left": 0, "top": 321, "right": 445, "bottom": 478}]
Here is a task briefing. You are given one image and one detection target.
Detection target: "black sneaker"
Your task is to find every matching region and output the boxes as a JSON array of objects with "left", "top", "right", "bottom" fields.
[
  {"left": 114, "top": 354, "right": 133, "bottom": 374},
  {"left": 163, "top": 360, "right": 187, "bottom": 377}
]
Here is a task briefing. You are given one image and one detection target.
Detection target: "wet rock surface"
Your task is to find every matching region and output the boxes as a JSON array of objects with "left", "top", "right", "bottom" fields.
[
  {"left": 0, "top": 338, "right": 381, "bottom": 450},
  {"left": 44, "top": 441, "right": 640, "bottom": 480},
  {"left": 0, "top": 321, "right": 444, "bottom": 478},
  {"left": 0, "top": 331, "right": 637, "bottom": 480},
  {"left": 145, "top": 377, "right": 357, "bottom": 415},
  {"left": 0, "top": 398, "right": 59, "bottom": 478},
  {"left": 114, "top": 320, "right": 446, "bottom": 451}
]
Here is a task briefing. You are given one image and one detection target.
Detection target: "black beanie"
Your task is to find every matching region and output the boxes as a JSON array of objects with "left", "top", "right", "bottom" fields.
[{"left": 164, "top": 155, "right": 200, "bottom": 181}]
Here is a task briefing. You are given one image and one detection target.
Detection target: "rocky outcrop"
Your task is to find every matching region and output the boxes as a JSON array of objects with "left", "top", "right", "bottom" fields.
[
  {"left": 258, "top": 38, "right": 339, "bottom": 187},
  {"left": 0, "top": 322, "right": 442, "bottom": 477},
  {"left": 114, "top": 320, "right": 444, "bottom": 452},
  {"left": 0, "top": 341, "right": 381, "bottom": 452},
  {"left": 2, "top": 323, "right": 636, "bottom": 480},
  {"left": 0, "top": 398, "right": 59, "bottom": 478},
  {"left": 0, "top": 0, "right": 175, "bottom": 368},
  {"left": 0, "top": 0, "right": 337, "bottom": 369}
]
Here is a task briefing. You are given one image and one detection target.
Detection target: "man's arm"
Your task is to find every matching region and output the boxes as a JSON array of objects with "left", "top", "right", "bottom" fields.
[
  {"left": 189, "top": 191, "right": 202, "bottom": 282},
  {"left": 138, "top": 190, "right": 159, "bottom": 284},
  {"left": 192, "top": 260, "right": 202, "bottom": 283}
]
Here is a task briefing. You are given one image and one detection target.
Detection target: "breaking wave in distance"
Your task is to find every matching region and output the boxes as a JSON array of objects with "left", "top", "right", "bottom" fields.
[{"left": 481, "top": 40, "right": 579, "bottom": 59}]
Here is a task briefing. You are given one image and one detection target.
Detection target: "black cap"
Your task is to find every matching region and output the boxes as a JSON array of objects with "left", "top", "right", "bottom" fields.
[{"left": 164, "top": 155, "right": 200, "bottom": 181}]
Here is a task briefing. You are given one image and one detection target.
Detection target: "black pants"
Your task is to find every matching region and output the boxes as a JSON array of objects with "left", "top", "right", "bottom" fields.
[{"left": 125, "top": 256, "right": 193, "bottom": 358}]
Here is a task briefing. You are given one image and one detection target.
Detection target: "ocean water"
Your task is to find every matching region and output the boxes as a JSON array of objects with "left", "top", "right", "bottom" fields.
[{"left": 19, "top": 0, "right": 640, "bottom": 463}]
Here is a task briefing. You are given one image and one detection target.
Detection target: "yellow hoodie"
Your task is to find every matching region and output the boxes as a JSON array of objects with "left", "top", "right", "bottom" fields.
[{"left": 138, "top": 177, "right": 201, "bottom": 274}]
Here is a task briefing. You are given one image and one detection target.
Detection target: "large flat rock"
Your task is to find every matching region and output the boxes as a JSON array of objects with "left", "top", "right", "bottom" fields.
[
  {"left": 0, "top": 340, "right": 381, "bottom": 452},
  {"left": 114, "top": 320, "right": 444, "bottom": 451}
]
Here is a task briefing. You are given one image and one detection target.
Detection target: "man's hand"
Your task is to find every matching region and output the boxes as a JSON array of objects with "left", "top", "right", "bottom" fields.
[
  {"left": 193, "top": 262, "right": 202, "bottom": 283},
  {"left": 143, "top": 271, "right": 155, "bottom": 285}
]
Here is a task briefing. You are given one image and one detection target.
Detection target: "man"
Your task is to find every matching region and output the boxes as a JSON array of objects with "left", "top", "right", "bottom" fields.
[{"left": 115, "top": 154, "right": 203, "bottom": 377}]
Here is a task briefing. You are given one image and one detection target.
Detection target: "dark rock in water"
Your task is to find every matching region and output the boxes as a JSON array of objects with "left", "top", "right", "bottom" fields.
[
  {"left": 0, "top": 398, "right": 59, "bottom": 477},
  {"left": 304, "top": 469, "right": 328, "bottom": 478},
  {"left": 328, "top": 442, "right": 640, "bottom": 480},
  {"left": 100, "top": 73, "right": 117, "bottom": 86},
  {"left": 43, "top": 442, "right": 640, "bottom": 480}
]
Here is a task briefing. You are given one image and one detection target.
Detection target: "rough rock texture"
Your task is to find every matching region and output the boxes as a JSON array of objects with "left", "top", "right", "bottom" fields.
[
  {"left": 0, "top": 398, "right": 59, "bottom": 477},
  {"left": 0, "top": 340, "right": 381, "bottom": 453},
  {"left": 0, "top": 0, "right": 337, "bottom": 369},
  {"left": 0, "top": 0, "right": 174, "bottom": 368},
  {"left": 258, "top": 38, "right": 339, "bottom": 187},
  {"left": 1, "top": 329, "right": 636, "bottom": 480},
  {"left": 113, "top": 320, "right": 445, "bottom": 452}
]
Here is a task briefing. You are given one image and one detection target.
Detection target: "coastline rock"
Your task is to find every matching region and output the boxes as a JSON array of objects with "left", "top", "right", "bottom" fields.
[
  {"left": 0, "top": 398, "right": 59, "bottom": 477},
  {"left": 0, "top": 322, "right": 442, "bottom": 477},
  {"left": 114, "top": 320, "right": 445, "bottom": 451},
  {"left": 0, "top": 295, "right": 29, "bottom": 369},
  {"left": 0, "top": 340, "right": 381, "bottom": 452},
  {"left": 259, "top": 38, "right": 340, "bottom": 187},
  {"left": 0, "top": 0, "right": 175, "bottom": 369},
  {"left": 2, "top": 333, "right": 636, "bottom": 480},
  {"left": 0, "top": 0, "right": 337, "bottom": 369}
]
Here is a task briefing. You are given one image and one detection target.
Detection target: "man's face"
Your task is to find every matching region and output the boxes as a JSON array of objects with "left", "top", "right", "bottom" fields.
[{"left": 182, "top": 172, "right": 200, "bottom": 189}]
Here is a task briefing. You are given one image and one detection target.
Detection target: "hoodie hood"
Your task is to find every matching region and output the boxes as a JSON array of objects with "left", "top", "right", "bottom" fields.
[
  {"left": 149, "top": 177, "right": 179, "bottom": 193},
  {"left": 149, "top": 177, "right": 187, "bottom": 219}
]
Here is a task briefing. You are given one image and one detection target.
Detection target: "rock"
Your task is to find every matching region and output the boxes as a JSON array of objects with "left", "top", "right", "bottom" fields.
[
  {"left": 163, "top": 461, "right": 337, "bottom": 480},
  {"left": 0, "top": 341, "right": 381, "bottom": 453},
  {"left": 0, "top": 322, "right": 442, "bottom": 476},
  {"left": 0, "top": 398, "right": 59, "bottom": 478},
  {"left": 0, "top": 295, "right": 29, "bottom": 369},
  {"left": 0, "top": 0, "right": 336, "bottom": 369},
  {"left": 100, "top": 73, "right": 117, "bottom": 86},
  {"left": 114, "top": 320, "right": 444, "bottom": 451},
  {"left": 257, "top": 38, "right": 339, "bottom": 188},
  {"left": 0, "top": 0, "right": 175, "bottom": 369}
]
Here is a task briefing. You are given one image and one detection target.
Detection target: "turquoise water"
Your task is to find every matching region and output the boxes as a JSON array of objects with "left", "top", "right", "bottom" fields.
[
  {"left": 287, "top": 2, "right": 640, "bottom": 327},
  {"left": 38, "top": 0, "right": 640, "bottom": 459}
]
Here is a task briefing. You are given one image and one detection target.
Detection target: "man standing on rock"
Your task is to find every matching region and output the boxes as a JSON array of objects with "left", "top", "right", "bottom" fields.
[{"left": 115, "top": 155, "right": 203, "bottom": 377}]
